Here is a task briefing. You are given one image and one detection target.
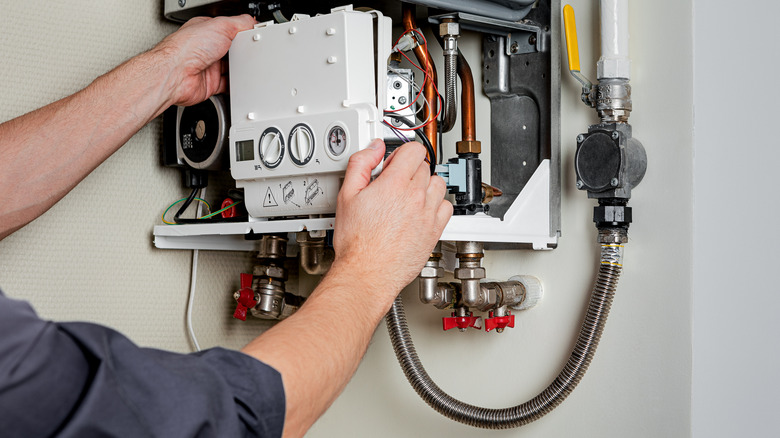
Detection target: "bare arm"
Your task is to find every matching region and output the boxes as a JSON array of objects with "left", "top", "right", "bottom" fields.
[
  {"left": 242, "top": 140, "right": 453, "bottom": 437},
  {"left": 0, "top": 15, "right": 256, "bottom": 240}
]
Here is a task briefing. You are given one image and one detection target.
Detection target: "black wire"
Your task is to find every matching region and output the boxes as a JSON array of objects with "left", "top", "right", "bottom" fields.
[
  {"left": 382, "top": 113, "right": 436, "bottom": 175},
  {"left": 173, "top": 188, "right": 199, "bottom": 224}
]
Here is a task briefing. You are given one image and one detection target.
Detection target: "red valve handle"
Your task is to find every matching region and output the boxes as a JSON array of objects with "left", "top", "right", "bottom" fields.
[
  {"left": 484, "top": 313, "right": 515, "bottom": 332},
  {"left": 442, "top": 312, "right": 482, "bottom": 331},
  {"left": 233, "top": 273, "right": 257, "bottom": 321}
]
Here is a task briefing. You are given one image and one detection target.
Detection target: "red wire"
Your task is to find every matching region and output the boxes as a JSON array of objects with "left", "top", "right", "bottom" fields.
[{"left": 389, "top": 29, "right": 443, "bottom": 131}]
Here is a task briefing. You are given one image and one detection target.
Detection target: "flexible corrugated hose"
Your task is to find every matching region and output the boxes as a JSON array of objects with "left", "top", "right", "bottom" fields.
[
  {"left": 385, "top": 236, "right": 624, "bottom": 428},
  {"left": 439, "top": 51, "right": 458, "bottom": 134}
]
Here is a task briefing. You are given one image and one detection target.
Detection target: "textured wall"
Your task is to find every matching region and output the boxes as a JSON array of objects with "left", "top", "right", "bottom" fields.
[{"left": 0, "top": 0, "right": 693, "bottom": 437}]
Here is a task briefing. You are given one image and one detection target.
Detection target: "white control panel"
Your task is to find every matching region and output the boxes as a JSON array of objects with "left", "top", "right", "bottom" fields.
[{"left": 228, "top": 7, "right": 391, "bottom": 218}]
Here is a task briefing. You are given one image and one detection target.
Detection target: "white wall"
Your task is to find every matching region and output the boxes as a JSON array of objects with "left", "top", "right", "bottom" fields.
[
  {"left": 0, "top": 1, "right": 694, "bottom": 436},
  {"left": 692, "top": 1, "right": 780, "bottom": 436}
]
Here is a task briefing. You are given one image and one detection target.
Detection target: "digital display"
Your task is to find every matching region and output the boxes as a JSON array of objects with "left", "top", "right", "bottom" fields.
[{"left": 235, "top": 140, "right": 254, "bottom": 162}]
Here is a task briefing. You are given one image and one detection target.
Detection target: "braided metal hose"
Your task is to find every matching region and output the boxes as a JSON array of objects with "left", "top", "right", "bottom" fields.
[
  {"left": 385, "top": 236, "right": 624, "bottom": 429},
  {"left": 439, "top": 52, "right": 458, "bottom": 134}
]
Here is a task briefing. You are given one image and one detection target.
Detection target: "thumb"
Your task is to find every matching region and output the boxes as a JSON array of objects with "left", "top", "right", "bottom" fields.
[{"left": 339, "top": 139, "right": 385, "bottom": 200}]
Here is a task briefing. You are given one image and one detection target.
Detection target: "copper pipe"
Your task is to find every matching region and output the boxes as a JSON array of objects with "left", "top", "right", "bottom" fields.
[
  {"left": 402, "top": 5, "right": 438, "bottom": 159},
  {"left": 457, "top": 52, "right": 476, "bottom": 142}
]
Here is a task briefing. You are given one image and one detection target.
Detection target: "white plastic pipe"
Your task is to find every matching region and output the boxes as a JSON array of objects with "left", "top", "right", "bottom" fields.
[{"left": 597, "top": 0, "right": 630, "bottom": 80}]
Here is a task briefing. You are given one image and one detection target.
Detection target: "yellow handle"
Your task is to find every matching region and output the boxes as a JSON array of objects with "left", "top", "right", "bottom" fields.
[{"left": 563, "top": 4, "right": 581, "bottom": 72}]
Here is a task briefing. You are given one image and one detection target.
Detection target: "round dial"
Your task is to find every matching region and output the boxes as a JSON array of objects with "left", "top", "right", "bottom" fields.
[
  {"left": 288, "top": 124, "right": 315, "bottom": 166},
  {"left": 327, "top": 126, "right": 348, "bottom": 157},
  {"left": 259, "top": 127, "right": 284, "bottom": 168}
]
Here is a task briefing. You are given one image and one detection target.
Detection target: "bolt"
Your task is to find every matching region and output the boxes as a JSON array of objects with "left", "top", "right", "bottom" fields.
[
  {"left": 612, "top": 131, "right": 620, "bottom": 140},
  {"left": 528, "top": 34, "right": 537, "bottom": 46},
  {"left": 577, "top": 134, "right": 585, "bottom": 143},
  {"left": 398, "top": 96, "right": 407, "bottom": 105},
  {"left": 576, "top": 180, "right": 584, "bottom": 189},
  {"left": 510, "top": 42, "right": 519, "bottom": 54},
  {"left": 611, "top": 178, "right": 619, "bottom": 187},
  {"left": 178, "top": 0, "right": 186, "bottom": 6}
]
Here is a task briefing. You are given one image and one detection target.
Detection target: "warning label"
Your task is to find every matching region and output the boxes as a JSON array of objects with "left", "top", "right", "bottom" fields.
[{"left": 263, "top": 187, "right": 278, "bottom": 207}]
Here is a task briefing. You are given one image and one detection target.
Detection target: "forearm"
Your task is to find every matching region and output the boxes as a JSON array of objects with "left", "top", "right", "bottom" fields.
[
  {"left": 0, "top": 48, "right": 174, "bottom": 239},
  {"left": 241, "top": 263, "right": 396, "bottom": 438}
]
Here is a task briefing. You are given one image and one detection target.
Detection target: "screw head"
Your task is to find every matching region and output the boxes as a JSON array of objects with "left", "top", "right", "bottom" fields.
[
  {"left": 611, "top": 178, "right": 620, "bottom": 187},
  {"left": 178, "top": 0, "right": 186, "bottom": 7},
  {"left": 577, "top": 134, "right": 585, "bottom": 143},
  {"left": 510, "top": 42, "right": 519, "bottom": 53},
  {"left": 576, "top": 180, "right": 584, "bottom": 189},
  {"left": 528, "top": 34, "right": 537, "bottom": 45},
  {"left": 612, "top": 131, "right": 620, "bottom": 140}
]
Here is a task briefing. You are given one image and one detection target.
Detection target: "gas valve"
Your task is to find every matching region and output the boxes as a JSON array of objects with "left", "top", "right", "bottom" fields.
[
  {"left": 443, "top": 311, "right": 482, "bottom": 331},
  {"left": 233, "top": 273, "right": 257, "bottom": 321},
  {"left": 485, "top": 310, "right": 515, "bottom": 332}
]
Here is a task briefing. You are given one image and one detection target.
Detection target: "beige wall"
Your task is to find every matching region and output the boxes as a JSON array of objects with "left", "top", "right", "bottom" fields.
[{"left": 0, "top": 1, "right": 693, "bottom": 436}]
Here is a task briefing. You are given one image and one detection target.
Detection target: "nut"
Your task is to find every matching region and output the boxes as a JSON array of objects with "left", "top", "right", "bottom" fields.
[
  {"left": 454, "top": 266, "right": 486, "bottom": 280},
  {"left": 253, "top": 264, "right": 287, "bottom": 280},
  {"left": 439, "top": 21, "right": 460, "bottom": 37},
  {"left": 420, "top": 266, "right": 443, "bottom": 278},
  {"left": 456, "top": 140, "right": 482, "bottom": 154}
]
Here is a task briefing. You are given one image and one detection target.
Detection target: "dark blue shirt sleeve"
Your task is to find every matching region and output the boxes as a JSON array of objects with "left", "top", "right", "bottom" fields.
[{"left": 0, "top": 290, "right": 285, "bottom": 438}]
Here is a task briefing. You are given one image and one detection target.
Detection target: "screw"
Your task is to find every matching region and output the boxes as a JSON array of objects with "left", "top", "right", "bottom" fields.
[
  {"left": 577, "top": 134, "right": 585, "bottom": 143},
  {"left": 496, "top": 328, "right": 505, "bottom": 333},
  {"left": 612, "top": 131, "right": 620, "bottom": 140},
  {"left": 233, "top": 292, "right": 240, "bottom": 300},
  {"left": 510, "top": 42, "right": 519, "bottom": 54},
  {"left": 611, "top": 178, "right": 619, "bottom": 187},
  {"left": 528, "top": 34, "right": 537, "bottom": 46},
  {"left": 398, "top": 96, "right": 407, "bottom": 105},
  {"left": 393, "top": 81, "right": 402, "bottom": 89},
  {"left": 576, "top": 180, "right": 584, "bottom": 189},
  {"left": 178, "top": 0, "right": 186, "bottom": 6}
]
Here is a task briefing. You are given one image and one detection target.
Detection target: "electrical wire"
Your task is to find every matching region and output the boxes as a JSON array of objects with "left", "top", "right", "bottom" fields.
[
  {"left": 186, "top": 249, "right": 201, "bottom": 352},
  {"left": 200, "top": 200, "right": 243, "bottom": 219},
  {"left": 389, "top": 28, "right": 444, "bottom": 131},
  {"left": 161, "top": 196, "right": 212, "bottom": 225},
  {"left": 383, "top": 113, "right": 436, "bottom": 175}
]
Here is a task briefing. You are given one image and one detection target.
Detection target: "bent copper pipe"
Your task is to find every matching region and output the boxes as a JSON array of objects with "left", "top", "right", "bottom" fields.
[
  {"left": 457, "top": 51, "right": 476, "bottom": 142},
  {"left": 402, "top": 5, "right": 438, "bottom": 160}
]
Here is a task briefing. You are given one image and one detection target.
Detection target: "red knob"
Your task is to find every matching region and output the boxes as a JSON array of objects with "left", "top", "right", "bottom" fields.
[
  {"left": 442, "top": 312, "right": 482, "bottom": 331},
  {"left": 484, "top": 312, "right": 515, "bottom": 332},
  {"left": 233, "top": 273, "right": 257, "bottom": 321}
]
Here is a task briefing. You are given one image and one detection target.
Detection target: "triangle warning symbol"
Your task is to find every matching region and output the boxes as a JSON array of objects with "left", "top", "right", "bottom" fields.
[{"left": 263, "top": 187, "right": 278, "bottom": 207}]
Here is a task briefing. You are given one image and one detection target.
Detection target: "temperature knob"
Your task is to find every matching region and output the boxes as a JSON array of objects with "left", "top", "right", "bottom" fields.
[
  {"left": 327, "top": 125, "right": 348, "bottom": 157},
  {"left": 259, "top": 127, "right": 284, "bottom": 168},
  {"left": 288, "top": 124, "right": 315, "bottom": 166}
]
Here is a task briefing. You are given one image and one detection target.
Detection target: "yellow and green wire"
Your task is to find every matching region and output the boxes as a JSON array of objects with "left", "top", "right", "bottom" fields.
[{"left": 161, "top": 197, "right": 243, "bottom": 225}]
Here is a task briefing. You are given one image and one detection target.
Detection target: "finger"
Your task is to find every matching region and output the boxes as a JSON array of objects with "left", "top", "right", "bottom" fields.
[
  {"left": 339, "top": 139, "right": 385, "bottom": 200},
  {"left": 411, "top": 158, "right": 430, "bottom": 189},
  {"left": 378, "top": 141, "right": 427, "bottom": 182},
  {"left": 434, "top": 199, "right": 454, "bottom": 234},
  {"left": 424, "top": 174, "right": 447, "bottom": 211},
  {"left": 216, "top": 74, "right": 228, "bottom": 95},
  {"left": 215, "top": 14, "right": 258, "bottom": 38}
]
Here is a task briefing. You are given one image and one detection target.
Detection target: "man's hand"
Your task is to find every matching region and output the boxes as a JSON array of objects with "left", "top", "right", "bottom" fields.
[
  {"left": 151, "top": 15, "right": 256, "bottom": 107},
  {"left": 333, "top": 139, "right": 453, "bottom": 293}
]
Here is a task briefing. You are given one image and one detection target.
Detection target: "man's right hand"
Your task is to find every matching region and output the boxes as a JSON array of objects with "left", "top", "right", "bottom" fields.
[{"left": 332, "top": 139, "right": 453, "bottom": 296}]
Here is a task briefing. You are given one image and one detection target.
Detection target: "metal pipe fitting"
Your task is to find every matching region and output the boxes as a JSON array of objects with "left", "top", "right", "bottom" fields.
[
  {"left": 296, "top": 232, "right": 334, "bottom": 275},
  {"left": 419, "top": 249, "right": 444, "bottom": 305},
  {"left": 457, "top": 48, "right": 477, "bottom": 143},
  {"left": 250, "top": 278, "right": 286, "bottom": 319},
  {"left": 454, "top": 241, "right": 485, "bottom": 307},
  {"left": 594, "top": 79, "right": 632, "bottom": 123}
]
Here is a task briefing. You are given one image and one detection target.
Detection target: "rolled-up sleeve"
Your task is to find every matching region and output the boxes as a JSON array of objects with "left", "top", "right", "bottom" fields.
[{"left": 0, "top": 291, "right": 285, "bottom": 438}]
